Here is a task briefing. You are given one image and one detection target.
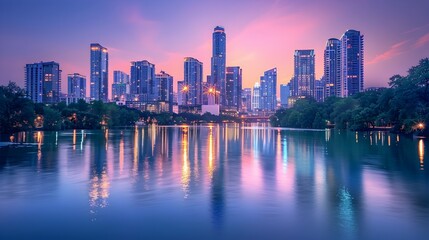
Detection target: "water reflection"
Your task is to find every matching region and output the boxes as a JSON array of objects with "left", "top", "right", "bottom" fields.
[{"left": 1, "top": 127, "right": 429, "bottom": 239}]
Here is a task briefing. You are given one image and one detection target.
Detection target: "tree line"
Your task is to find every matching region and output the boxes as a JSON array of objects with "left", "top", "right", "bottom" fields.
[
  {"left": 0, "top": 83, "right": 239, "bottom": 134},
  {"left": 270, "top": 58, "right": 429, "bottom": 135}
]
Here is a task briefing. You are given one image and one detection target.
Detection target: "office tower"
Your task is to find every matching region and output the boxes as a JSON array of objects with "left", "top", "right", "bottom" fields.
[
  {"left": 130, "top": 60, "right": 156, "bottom": 102},
  {"left": 280, "top": 84, "right": 290, "bottom": 108},
  {"left": 90, "top": 43, "right": 108, "bottom": 102},
  {"left": 324, "top": 38, "right": 341, "bottom": 98},
  {"left": 183, "top": 57, "right": 203, "bottom": 105},
  {"left": 25, "top": 61, "right": 61, "bottom": 104},
  {"left": 241, "top": 88, "right": 252, "bottom": 113},
  {"left": 225, "top": 66, "right": 242, "bottom": 110},
  {"left": 341, "top": 29, "right": 364, "bottom": 97},
  {"left": 177, "top": 81, "right": 184, "bottom": 106},
  {"left": 252, "top": 82, "right": 261, "bottom": 111},
  {"left": 210, "top": 26, "right": 226, "bottom": 105},
  {"left": 260, "top": 68, "right": 277, "bottom": 111},
  {"left": 67, "top": 73, "right": 86, "bottom": 99},
  {"left": 155, "top": 71, "right": 174, "bottom": 112},
  {"left": 292, "top": 50, "right": 315, "bottom": 98},
  {"left": 112, "top": 70, "right": 130, "bottom": 101}
]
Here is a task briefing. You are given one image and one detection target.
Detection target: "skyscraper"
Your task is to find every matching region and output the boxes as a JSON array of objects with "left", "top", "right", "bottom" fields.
[
  {"left": 130, "top": 60, "right": 155, "bottom": 102},
  {"left": 90, "top": 43, "right": 108, "bottom": 102},
  {"left": 225, "top": 66, "right": 242, "bottom": 110},
  {"left": 177, "top": 81, "right": 184, "bottom": 106},
  {"left": 324, "top": 38, "right": 341, "bottom": 98},
  {"left": 155, "top": 71, "right": 174, "bottom": 112},
  {"left": 210, "top": 26, "right": 226, "bottom": 105},
  {"left": 67, "top": 73, "right": 86, "bottom": 100},
  {"left": 252, "top": 82, "right": 261, "bottom": 111},
  {"left": 341, "top": 29, "right": 364, "bottom": 97},
  {"left": 25, "top": 61, "right": 61, "bottom": 104},
  {"left": 112, "top": 70, "right": 130, "bottom": 101},
  {"left": 260, "top": 68, "right": 277, "bottom": 111},
  {"left": 292, "top": 50, "right": 315, "bottom": 98},
  {"left": 184, "top": 57, "right": 203, "bottom": 105},
  {"left": 280, "top": 84, "right": 290, "bottom": 108}
]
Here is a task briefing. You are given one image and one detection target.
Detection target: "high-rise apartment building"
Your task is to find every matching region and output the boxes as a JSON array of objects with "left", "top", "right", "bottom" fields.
[
  {"left": 241, "top": 88, "right": 252, "bottom": 113},
  {"left": 184, "top": 57, "right": 203, "bottom": 105},
  {"left": 67, "top": 73, "right": 86, "bottom": 100},
  {"left": 90, "top": 43, "right": 108, "bottom": 102},
  {"left": 292, "top": 50, "right": 315, "bottom": 98},
  {"left": 155, "top": 71, "right": 174, "bottom": 112},
  {"left": 341, "top": 29, "right": 364, "bottom": 97},
  {"left": 25, "top": 61, "right": 61, "bottom": 104},
  {"left": 225, "top": 66, "right": 242, "bottom": 110},
  {"left": 112, "top": 70, "right": 130, "bottom": 101},
  {"left": 324, "top": 38, "right": 341, "bottom": 98},
  {"left": 210, "top": 26, "right": 226, "bottom": 105},
  {"left": 130, "top": 60, "right": 156, "bottom": 102},
  {"left": 252, "top": 82, "right": 261, "bottom": 111},
  {"left": 280, "top": 84, "right": 290, "bottom": 108},
  {"left": 260, "top": 68, "right": 277, "bottom": 111}
]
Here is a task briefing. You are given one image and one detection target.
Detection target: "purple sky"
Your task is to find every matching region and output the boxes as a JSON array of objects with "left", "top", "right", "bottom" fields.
[{"left": 1, "top": 0, "right": 429, "bottom": 96}]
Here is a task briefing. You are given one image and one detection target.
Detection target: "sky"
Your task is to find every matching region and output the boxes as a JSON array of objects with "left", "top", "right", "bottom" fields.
[{"left": 1, "top": 0, "right": 429, "bottom": 97}]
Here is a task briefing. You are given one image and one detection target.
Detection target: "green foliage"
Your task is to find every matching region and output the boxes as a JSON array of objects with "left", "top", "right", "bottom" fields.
[
  {"left": 272, "top": 58, "right": 429, "bottom": 135},
  {"left": 0, "top": 82, "right": 35, "bottom": 134}
]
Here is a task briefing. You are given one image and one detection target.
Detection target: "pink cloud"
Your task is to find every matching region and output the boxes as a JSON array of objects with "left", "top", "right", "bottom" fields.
[
  {"left": 367, "top": 40, "right": 409, "bottom": 65},
  {"left": 415, "top": 33, "right": 429, "bottom": 48}
]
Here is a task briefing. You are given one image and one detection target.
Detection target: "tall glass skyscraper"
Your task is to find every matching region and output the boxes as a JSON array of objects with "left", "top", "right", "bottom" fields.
[
  {"left": 67, "top": 73, "right": 86, "bottom": 99},
  {"left": 210, "top": 26, "right": 226, "bottom": 105},
  {"left": 292, "top": 50, "right": 315, "bottom": 98},
  {"left": 324, "top": 38, "right": 341, "bottom": 97},
  {"left": 90, "top": 43, "right": 108, "bottom": 102},
  {"left": 130, "top": 60, "right": 155, "bottom": 102},
  {"left": 260, "top": 68, "right": 277, "bottom": 111},
  {"left": 25, "top": 61, "right": 61, "bottom": 104},
  {"left": 341, "top": 29, "right": 364, "bottom": 97},
  {"left": 225, "top": 66, "right": 242, "bottom": 110},
  {"left": 252, "top": 82, "right": 261, "bottom": 111},
  {"left": 184, "top": 57, "right": 203, "bottom": 105},
  {"left": 280, "top": 84, "right": 290, "bottom": 108}
]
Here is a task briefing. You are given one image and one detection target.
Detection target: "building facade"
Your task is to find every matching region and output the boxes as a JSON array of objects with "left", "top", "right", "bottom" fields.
[
  {"left": 225, "top": 66, "right": 242, "bottom": 110},
  {"left": 341, "top": 29, "right": 364, "bottom": 97},
  {"left": 130, "top": 60, "right": 156, "bottom": 102},
  {"left": 260, "top": 68, "right": 277, "bottom": 111},
  {"left": 112, "top": 70, "right": 130, "bottom": 101},
  {"left": 90, "top": 43, "right": 108, "bottom": 102},
  {"left": 252, "top": 82, "right": 261, "bottom": 111},
  {"left": 292, "top": 50, "right": 315, "bottom": 98},
  {"left": 67, "top": 73, "right": 86, "bottom": 100},
  {"left": 155, "top": 71, "right": 174, "bottom": 112},
  {"left": 324, "top": 38, "right": 341, "bottom": 98},
  {"left": 183, "top": 57, "right": 203, "bottom": 106},
  {"left": 280, "top": 84, "right": 290, "bottom": 108},
  {"left": 241, "top": 88, "right": 252, "bottom": 113},
  {"left": 25, "top": 61, "right": 61, "bottom": 104},
  {"left": 210, "top": 26, "right": 226, "bottom": 105}
]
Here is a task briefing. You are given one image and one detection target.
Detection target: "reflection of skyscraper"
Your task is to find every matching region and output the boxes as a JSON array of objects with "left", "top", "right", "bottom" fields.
[
  {"left": 184, "top": 57, "right": 203, "bottom": 105},
  {"left": 210, "top": 26, "right": 226, "bottom": 105},
  {"left": 225, "top": 66, "right": 242, "bottom": 110},
  {"left": 90, "top": 43, "right": 108, "bottom": 102},
  {"left": 292, "top": 50, "right": 315, "bottom": 98},
  {"left": 341, "top": 30, "right": 364, "bottom": 97},
  {"left": 324, "top": 38, "right": 341, "bottom": 98},
  {"left": 25, "top": 61, "right": 61, "bottom": 104}
]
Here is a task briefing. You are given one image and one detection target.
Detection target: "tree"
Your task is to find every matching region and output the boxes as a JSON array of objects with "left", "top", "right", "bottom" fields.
[{"left": 0, "top": 82, "right": 34, "bottom": 133}]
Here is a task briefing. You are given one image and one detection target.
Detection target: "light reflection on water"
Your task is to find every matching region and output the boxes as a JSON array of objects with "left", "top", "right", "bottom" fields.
[{"left": 0, "top": 125, "right": 429, "bottom": 240}]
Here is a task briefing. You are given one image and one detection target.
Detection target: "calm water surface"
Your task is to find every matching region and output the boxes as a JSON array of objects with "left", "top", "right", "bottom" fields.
[{"left": 0, "top": 124, "right": 428, "bottom": 240}]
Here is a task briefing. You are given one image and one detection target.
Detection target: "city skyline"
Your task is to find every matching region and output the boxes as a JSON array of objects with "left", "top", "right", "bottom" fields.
[{"left": 1, "top": 0, "right": 429, "bottom": 96}]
